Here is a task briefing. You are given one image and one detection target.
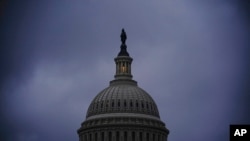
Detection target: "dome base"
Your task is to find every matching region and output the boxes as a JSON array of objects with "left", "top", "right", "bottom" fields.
[{"left": 78, "top": 116, "right": 169, "bottom": 141}]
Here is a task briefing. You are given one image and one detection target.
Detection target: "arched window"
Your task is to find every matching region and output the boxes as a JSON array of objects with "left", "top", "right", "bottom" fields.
[
  {"left": 118, "top": 100, "right": 120, "bottom": 107},
  {"left": 101, "top": 102, "right": 103, "bottom": 108},
  {"left": 112, "top": 100, "right": 114, "bottom": 107},
  {"left": 121, "top": 62, "right": 125, "bottom": 73},
  {"left": 106, "top": 100, "right": 109, "bottom": 108},
  {"left": 96, "top": 103, "right": 98, "bottom": 109},
  {"left": 124, "top": 100, "right": 126, "bottom": 107},
  {"left": 141, "top": 101, "right": 144, "bottom": 108}
]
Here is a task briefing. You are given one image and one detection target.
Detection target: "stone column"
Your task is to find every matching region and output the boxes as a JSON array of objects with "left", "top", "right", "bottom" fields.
[
  {"left": 126, "top": 62, "right": 128, "bottom": 73},
  {"left": 104, "top": 130, "right": 108, "bottom": 141},
  {"left": 128, "top": 131, "right": 132, "bottom": 141}
]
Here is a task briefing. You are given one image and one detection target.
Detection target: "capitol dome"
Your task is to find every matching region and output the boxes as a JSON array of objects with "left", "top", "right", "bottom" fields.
[
  {"left": 78, "top": 29, "right": 169, "bottom": 141},
  {"left": 86, "top": 82, "right": 160, "bottom": 118}
]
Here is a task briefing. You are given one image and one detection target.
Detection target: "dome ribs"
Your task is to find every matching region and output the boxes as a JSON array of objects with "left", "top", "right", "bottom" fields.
[{"left": 86, "top": 85, "right": 160, "bottom": 118}]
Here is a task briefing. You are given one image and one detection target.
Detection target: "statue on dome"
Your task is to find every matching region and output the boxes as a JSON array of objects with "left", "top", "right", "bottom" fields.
[{"left": 120, "top": 28, "right": 127, "bottom": 44}]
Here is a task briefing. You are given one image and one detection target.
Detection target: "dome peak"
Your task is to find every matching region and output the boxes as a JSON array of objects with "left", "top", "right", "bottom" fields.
[
  {"left": 114, "top": 29, "right": 135, "bottom": 81},
  {"left": 120, "top": 28, "right": 127, "bottom": 45},
  {"left": 118, "top": 28, "right": 129, "bottom": 56}
]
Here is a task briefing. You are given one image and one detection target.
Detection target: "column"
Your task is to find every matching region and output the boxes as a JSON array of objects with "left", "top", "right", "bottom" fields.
[
  {"left": 128, "top": 62, "right": 131, "bottom": 74},
  {"left": 158, "top": 134, "right": 161, "bottom": 141},
  {"left": 118, "top": 62, "right": 121, "bottom": 74},
  {"left": 155, "top": 133, "right": 158, "bottom": 141},
  {"left": 104, "top": 130, "right": 108, "bottom": 141},
  {"left": 125, "top": 62, "right": 128, "bottom": 73},
  {"left": 142, "top": 130, "right": 147, "bottom": 141},
  {"left": 123, "top": 130, "right": 127, "bottom": 141},
  {"left": 116, "top": 62, "right": 118, "bottom": 74}
]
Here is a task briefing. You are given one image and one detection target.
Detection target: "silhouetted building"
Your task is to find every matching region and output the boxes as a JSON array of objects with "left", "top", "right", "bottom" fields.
[{"left": 77, "top": 29, "right": 169, "bottom": 141}]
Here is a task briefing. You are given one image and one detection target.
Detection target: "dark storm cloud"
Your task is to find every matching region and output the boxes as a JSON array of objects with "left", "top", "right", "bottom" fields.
[
  {"left": 0, "top": 0, "right": 40, "bottom": 140},
  {"left": 1, "top": 0, "right": 249, "bottom": 141}
]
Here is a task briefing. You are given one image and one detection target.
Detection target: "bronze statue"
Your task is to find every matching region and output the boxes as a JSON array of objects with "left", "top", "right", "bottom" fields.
[{"left": 120, "top": 28, "right": 127, "bottom": 44}]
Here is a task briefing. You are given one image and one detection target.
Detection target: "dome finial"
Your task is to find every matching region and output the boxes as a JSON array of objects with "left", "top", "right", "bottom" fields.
[{"left": 120, "top": 28, "right": 127, "bottom": 44}]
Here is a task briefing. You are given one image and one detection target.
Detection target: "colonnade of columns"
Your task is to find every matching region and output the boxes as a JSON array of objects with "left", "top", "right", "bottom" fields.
[
  {"left": 116, "top": 61, "right": 131, "bottom": 74},
  {"left": 80, "top": 129, "right": 167, "bottom": 141}
]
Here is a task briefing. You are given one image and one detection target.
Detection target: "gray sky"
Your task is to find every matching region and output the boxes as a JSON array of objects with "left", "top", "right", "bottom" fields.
[{"left": 1, "top": 0, "right": 249, "bottom": 141}]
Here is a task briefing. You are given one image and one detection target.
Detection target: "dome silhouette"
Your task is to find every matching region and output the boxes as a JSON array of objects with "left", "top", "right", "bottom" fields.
[
  {"left": 86, "top": 83, "right": 160, "bottom": 118},
  {"left": 78, "top": 29, "right": 169, "bottom": 141}
]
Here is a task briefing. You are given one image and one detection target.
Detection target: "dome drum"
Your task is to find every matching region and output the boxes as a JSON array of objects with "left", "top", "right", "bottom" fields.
[
  {"left": 78, "top": 127, "right": 168, "bottom": 141},
  {"left": 78, "top": 117, "right": 168, "bottom": 132},
  {"left": 78, "top": 117, "right": 169, "bottom": 141}
]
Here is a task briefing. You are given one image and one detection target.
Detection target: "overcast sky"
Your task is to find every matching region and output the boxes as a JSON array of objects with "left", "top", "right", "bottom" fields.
[{"left": 0, "top": 0, "right": 250, "bottom": 141}]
